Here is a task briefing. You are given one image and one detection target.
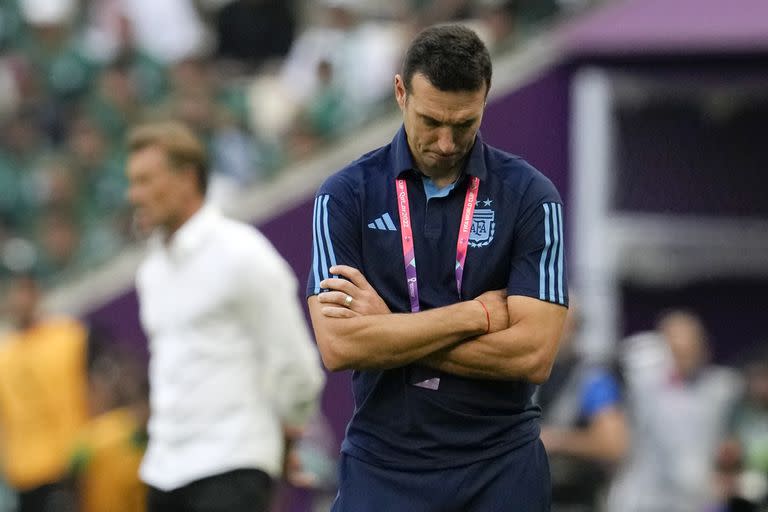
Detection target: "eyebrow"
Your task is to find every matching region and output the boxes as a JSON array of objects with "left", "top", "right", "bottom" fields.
[{"left": 418, "top": 113, "right": 476, "bottom": 127}]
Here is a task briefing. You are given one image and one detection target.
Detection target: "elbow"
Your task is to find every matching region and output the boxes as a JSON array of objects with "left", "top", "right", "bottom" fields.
[
  {"left": 317, "top": 336, "right": 358, "bottom": 372},
  {"left": 526, "top": 351, "right": 556, "bottom": 385},
  {"left": 605, "top": 438, "right": 628, "bottom": 464},
  {"left": 604, "top": 424, "right": 630, "bottom": 464}
]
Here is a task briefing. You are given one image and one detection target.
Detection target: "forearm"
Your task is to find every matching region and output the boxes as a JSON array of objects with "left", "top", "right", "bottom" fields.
[
  {"left": 545, "top": 429, "right": 619, "bottom": 462},
  {"left": 543, "top": 411, "right": 628, "bottom": 463},
  {"left": 309, "top": 297, "right": 487, "bottom": 371},
  {"left": 422, "top": 324, "right": 546, "bottom": 382},
  {"left": 422, "top": 299, "right": 566, "bottom": 383}
]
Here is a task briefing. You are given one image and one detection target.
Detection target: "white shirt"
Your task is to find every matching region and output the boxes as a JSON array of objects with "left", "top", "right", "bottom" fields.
[
  {"left": 136, "top": 205, "right": 325, "bottom": 491},
  {"left": 607, "top": 332, "right": 741, "bottom": 512}
]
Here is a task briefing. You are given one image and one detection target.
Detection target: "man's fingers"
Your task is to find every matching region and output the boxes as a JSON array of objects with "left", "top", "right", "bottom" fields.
[
  {"left": 318, "top": 291, "right": 352, "bottom": 307},
  {"left": 321, "top": 306, "right": 359, "bottom": 318},
  {"left": 320, "top": 278, "right": 357, "bottom": 295},
  {"left": 330, "top": 265, "right": 371, "bottom": 290}
]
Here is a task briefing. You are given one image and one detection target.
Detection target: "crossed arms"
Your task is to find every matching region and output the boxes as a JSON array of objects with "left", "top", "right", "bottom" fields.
[{"left": 307, "top": 265, "right": 567, "bottom": 384}]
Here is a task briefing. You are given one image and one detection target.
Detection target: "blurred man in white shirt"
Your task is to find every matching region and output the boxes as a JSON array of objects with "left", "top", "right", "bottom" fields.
[{"left": 125, "top": 121, "right": 325, "bottom": 512}]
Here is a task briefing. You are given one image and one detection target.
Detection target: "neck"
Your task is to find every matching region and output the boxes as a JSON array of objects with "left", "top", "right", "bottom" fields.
[
  {"left": 164, "top": 196, "right": 205, "bottom": 241},
  {"left": 419, "top": 156, "right": 468, "bottom": 188},
  {"left": 15, "top": 315, "right": 38, "bottom": 331},
  {"left": 426, "top": 170, "right": 461, "bottom": 189}
]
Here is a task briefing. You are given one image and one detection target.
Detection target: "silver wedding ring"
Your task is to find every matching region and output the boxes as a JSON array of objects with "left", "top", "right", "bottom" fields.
[{"left": 344, "top": 295, "right": 353, "bottom": 307}]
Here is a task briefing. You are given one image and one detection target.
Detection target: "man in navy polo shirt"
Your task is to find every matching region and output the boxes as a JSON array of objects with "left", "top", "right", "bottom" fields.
[{"left": 307, "top": 24, "right": 568, "bottom": 511}]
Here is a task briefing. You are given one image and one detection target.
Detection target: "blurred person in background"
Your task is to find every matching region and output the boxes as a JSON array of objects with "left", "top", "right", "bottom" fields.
[
  {"left": 538, "top": 300, "right": 628, "bottom": 512},
  {"left": 0, "top": 274, "right": 88, "bottom": 512},
  {"left": 475, "top": 0, "right": 520, "bottom": 54},
  {"left": 67, "top": 114, "right": 129, "bottom": 229},
  {"left": 125, "top": 121, "right": 325, "bottom": 512},
  {"left": 726, "top": 351, "right": 768, "bottom": 477},
  {"left": 69, "top": 350, "right": 150, "bottom": 512},
  {"left": 114, "top": 0, "right": 208, "bottom": 65},
  {"left": 607, "top": 310, "right": 742, "bottom": 512},
  {"left": 279, "top": 0, "right": 404, "bottom": 130},
  {"left": 33, "top": 211, "right": 93, "bottom": 287},
  {"left": 86, "top": 55, "right": 145, "bottom": 148},
  {"left": 710, "top": 350, "right": 768, "bottom": 511},
  {"left": 158, "top": 55, "right": 277, "bottom": 204},
  {"left": 15, "top": 0, "right": 97, "bottom": 143},
  {"left": 0, "top": 107, "right": 49, "bottom": 238}
]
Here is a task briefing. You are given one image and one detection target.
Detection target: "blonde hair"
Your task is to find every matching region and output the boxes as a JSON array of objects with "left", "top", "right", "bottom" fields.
[{"left": 128, "top": 121, "right": 209, "bottom": 194}]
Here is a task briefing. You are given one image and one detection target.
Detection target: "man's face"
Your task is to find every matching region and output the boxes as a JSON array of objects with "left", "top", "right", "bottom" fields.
[
  {"left": 395, "top": 73, "right": 486, "bottom": 177},
  {"left": 661, "top": 313, "right": 708, "bottom": 379},
  {"left": 126, "top": 145, "right": 191, "bottom": 235},
  {"left": 5, "top": 277, "right": 40, "bottom": 329}
]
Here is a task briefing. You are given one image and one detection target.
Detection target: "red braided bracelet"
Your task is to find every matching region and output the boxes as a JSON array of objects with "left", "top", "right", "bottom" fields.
[{"left": 476, "top": 299, "right": 490, "bottom": 335}]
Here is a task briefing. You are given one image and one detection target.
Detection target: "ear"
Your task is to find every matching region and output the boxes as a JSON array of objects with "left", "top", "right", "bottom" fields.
[{"left": 394, "top": 74, "right": 407, "bottom": 110}]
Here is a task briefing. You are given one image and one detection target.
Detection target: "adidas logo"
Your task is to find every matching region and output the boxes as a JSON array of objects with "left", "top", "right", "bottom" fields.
[{"left": 367, "top": 212, "right": 397, "bottom": 231}]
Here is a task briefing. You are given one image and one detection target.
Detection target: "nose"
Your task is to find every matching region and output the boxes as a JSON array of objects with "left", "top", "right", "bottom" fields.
[{"left": 436, "top": 127, "right": 456, "bottom": 155}]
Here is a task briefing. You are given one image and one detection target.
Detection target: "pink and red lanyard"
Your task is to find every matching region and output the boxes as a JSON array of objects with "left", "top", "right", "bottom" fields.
[{"left": 396, "top": 176, "right": 480, "bottom": 313}]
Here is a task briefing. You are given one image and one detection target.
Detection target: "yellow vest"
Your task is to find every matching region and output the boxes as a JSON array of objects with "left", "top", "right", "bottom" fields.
[
  {"left": 0, "top": 318, "right": 88, "bottom": 490},
  {"left": 71, "top": 407, "right": 147, "bottom": 512}
]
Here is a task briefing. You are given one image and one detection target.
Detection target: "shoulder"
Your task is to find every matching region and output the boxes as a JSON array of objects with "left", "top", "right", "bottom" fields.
[
  {"left": 0, "top": 335, "right": 15, "bottom": 363},
  {"left": 213, "top": 216, "right": 295, "bottom": 280},
  {"left": 212, "top": 216, "right": 274, "bottom": 258},
  {"left": 574, "top": 365, "right": 623, "bottom": 419},
  {"left": 582, "top": 367, "right": 621, "bottom": 395},
  {"left": 484, "top": 145, "right": 563, "bottom": 205},
  {"left": 317, "top": 144, "right": 391, "bottom": 199},
  {"left": 703, "top": 366, "right": 743, "bottom": 400},
  {"left": 41, "top": 316, "right": 88, "bottom": 342}
]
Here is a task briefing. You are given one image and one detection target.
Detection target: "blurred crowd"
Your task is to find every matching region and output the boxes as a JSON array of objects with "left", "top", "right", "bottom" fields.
[
  {"left": 540, "top": 305, "right": 768, "bottom": 512},
  {"left": 0, "top": 0, "right": 583, "bottom": 292}
]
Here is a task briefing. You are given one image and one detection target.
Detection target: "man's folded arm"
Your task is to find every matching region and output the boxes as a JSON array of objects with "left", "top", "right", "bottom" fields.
[
  {"left": 422, "top": 295, "right": 567, "bottom": 383},
  {"left": 308, "top": 295, "right": 490, "bottom": 372}
]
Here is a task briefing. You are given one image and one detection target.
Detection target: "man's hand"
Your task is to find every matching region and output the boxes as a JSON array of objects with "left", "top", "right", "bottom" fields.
[
  {"left": 283, "top": 425, "right": 316, "bottom": 488},
  {"left": 318, "top": 265, "right": 391, "bottom": 318},
  {"left": 473, "top": 289, "right": 510, "bottom": 333}
]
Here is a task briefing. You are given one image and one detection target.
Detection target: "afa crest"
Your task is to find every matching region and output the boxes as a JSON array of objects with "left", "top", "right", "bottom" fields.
[{"left": 470, "top": 202, "right": 495, "bottom": 248}]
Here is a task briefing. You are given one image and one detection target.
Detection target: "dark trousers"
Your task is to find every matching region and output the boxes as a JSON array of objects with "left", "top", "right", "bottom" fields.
[
  {"left": 18, "top": 482, "right": 73, "bottom": 512},
  {"left": 147, "top": 469, "right": 273, "bottom": 512},
  {"left": 331, "top": 439, "right": 551, "bottom": 512}
]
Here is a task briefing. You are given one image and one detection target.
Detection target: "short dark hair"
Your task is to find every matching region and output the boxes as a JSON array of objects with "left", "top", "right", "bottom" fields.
[
  {"left": 402, "top": 24, "right": 492, "bottom": 95},
  {"left": 128, "top": 121, "right": 209, "bottom": 195}
]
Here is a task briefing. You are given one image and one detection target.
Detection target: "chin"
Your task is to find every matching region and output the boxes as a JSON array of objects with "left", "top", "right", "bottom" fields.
[{"left": 132, "top": 215, "right": 154, "bottom": 237}]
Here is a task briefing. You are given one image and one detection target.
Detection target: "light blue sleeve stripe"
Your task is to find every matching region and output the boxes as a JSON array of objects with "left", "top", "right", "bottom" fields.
[
  {"left": 311, "top": 197, "right": 322, "bottom": 293},
  {"left": 539, "top": 203, "right": 552, "bottom": 300},
  {"left": 382, "top": 212, "right": 397, "bottom": 231},
  {"left": 314, "top": 195, "right": 329, "bottom": 285},
  {"left": 548, "top": 202, "right": 559, "bottom": 302},
  {"left": 557, "top": 204, "right": 565, "bottom": 304},
  {"left": 322, "top": 195, "right": 337, "bottom": 269},
  {"left": 375, "top": 218, "right": 386, "bottom": 230}
]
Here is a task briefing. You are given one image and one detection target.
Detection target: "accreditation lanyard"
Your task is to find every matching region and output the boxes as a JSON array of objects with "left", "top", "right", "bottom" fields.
[{"left": 396, "top": 175, "right": 480, "bottom": 313}]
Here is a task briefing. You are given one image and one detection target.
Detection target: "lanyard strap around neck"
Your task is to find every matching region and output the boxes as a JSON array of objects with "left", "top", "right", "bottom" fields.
[{"left": 396, "top": 176, "right": 480, "bottom": 313}]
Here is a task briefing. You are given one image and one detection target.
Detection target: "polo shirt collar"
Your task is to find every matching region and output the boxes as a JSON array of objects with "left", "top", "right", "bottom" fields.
[
  {"left": 149, "top": 204, "right": 219, "bottom": 260},
  {"left": 389, "top": 124, "right": 488, "bottom": 181}
]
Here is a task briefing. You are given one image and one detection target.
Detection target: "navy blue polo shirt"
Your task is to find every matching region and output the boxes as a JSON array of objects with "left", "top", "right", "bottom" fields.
[{"left": 307, "top": 126, "right": 567, "bottom": 470}]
